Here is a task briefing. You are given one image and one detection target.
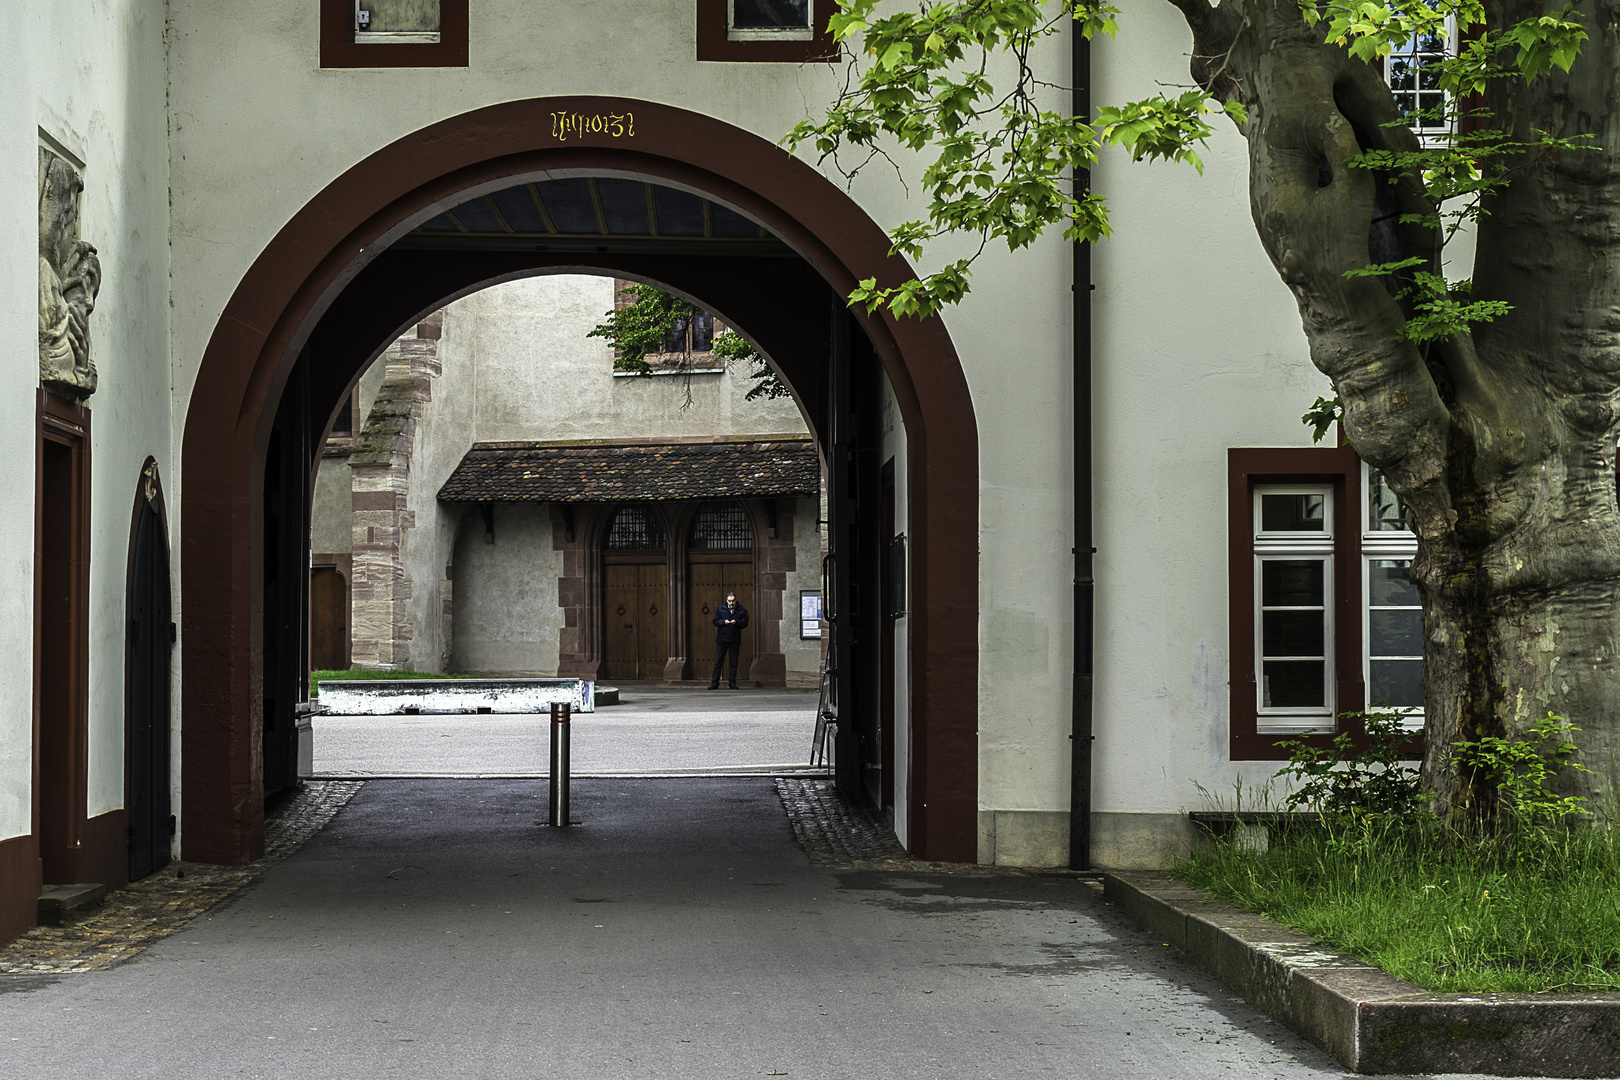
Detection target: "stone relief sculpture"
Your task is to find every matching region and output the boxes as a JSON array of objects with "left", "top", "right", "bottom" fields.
[{"left": 39, "top": 147, "right": 100, "bottom": 399}]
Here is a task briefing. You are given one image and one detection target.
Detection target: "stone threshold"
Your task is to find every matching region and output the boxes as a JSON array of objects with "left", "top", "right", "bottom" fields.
[{"left": 1105, "top": 871, "right": 1620, "bottom": 1077}]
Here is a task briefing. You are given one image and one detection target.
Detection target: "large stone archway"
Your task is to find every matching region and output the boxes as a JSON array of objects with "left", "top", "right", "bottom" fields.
[{"left": 180, "top": 97, "right": 979, "bottom": 864}]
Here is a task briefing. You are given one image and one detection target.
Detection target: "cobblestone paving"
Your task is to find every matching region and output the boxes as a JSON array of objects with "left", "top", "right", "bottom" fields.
[
  {"left": 0, "top": 781, "right": 363, "bottom": 975},
  {"left": 776, "top": 777, "right": 1082, "bottom": 875}
]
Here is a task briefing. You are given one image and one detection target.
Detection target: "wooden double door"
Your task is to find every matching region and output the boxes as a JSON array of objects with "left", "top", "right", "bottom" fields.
[
  {"left": 688, "top": 557, "right": 753, "bottom": 683},
  {"left": 603, "top": 556, "right": 754, "bottom": 682},
  {"left": 604, "top": 560, "right": 668, "bottom": 680}
]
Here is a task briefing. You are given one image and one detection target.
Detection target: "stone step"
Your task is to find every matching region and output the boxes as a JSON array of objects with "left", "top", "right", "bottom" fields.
[{"left": 37, "top": 884, "right": 109, "bottom": 926}]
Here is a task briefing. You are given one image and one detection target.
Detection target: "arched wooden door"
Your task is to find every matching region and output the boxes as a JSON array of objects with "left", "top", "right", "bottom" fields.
[
  {"left": 308, "top": 565, "right": 349, "bottom": 671},
  {"left": 603, "top": 506, "right": 669, "bottom": 681},
  {"left": 687, "top": 501, "right": 753, "bottom": 683},
  {"left": 126, "top": 466, "right": 172, "bottom": 881}
]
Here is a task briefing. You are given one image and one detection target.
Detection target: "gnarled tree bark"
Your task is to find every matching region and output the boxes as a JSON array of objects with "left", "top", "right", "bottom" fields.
[{"left": 1168, "top": 0, "right": 1620, "bottom": 816}]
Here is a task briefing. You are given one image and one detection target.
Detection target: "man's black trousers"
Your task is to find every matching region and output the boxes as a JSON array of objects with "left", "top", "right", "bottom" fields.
[{"left": 709, "top": 641, "right": 741, "bottom": 688}]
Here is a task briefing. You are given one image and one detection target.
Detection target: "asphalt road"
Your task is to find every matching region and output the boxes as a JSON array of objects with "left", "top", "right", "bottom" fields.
[
  {"left": 0, "top": 777, "right": 1533, "bottom": 1080},
  {"left": 314, "top": 685, "right": 826, "bottom": 777}
]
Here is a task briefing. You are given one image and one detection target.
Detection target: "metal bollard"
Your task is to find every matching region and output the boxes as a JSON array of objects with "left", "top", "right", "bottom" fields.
[{"left": 549, "top": 701, "right": 571, "bottom": 827}]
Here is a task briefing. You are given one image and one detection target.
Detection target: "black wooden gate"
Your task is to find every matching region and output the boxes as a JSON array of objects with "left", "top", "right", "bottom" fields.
[
  {"left": 827, "top": 301, "right": 884, "bottom": 806},
  {"left": 127, "top": 484, "right": 172, "bottom": 881}
]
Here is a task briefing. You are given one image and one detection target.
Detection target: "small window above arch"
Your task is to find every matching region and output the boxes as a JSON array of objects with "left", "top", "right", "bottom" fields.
[
  {"left": 695, "top": 0, "right": 838, "bottom": 62},
  {"left": 321, "top": 0, "right": 468, "bottom": 68},
  {"left": 606, "top": 505, "right": 667, "bottom": 551},
  {"left": 690, "top": 501, "right": 752, "bottom": 550}
]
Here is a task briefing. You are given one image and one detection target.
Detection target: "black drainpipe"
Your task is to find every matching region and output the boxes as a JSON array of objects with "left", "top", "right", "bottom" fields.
[{"left": 1069, "top": 24, "right": 1096, "bottom": 871}]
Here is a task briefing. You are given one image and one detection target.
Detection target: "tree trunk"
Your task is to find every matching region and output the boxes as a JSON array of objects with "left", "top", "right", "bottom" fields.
[{"left": 1166, "top": 0, "right": 1620, "bottom": 814}]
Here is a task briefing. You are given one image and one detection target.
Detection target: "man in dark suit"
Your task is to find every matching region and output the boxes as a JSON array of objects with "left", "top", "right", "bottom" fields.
[{"left": 708, "top": 592, "right": 749, "bottom": 690}]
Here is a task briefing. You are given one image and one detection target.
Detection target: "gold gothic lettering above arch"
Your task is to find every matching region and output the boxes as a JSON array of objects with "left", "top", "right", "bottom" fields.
[{"left": 550, "top": 111, "right": 636, "bottom": 142}]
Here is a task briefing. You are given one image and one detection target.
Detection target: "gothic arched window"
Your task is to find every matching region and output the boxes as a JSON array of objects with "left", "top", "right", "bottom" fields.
[
  {"left": 605, "top": 505, "right": 667, "bottom": 550},
  {"left": 689, "top": 501, "right": 751, "bottom": 551}
]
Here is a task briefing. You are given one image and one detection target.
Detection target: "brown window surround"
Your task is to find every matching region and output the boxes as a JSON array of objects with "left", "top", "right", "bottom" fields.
[
  {"left": 322, "top": 387, "right": 361, "bottom": 455},
  {"left": 1230, "top": 444, "right": 1392, "bottom": 761},
  {"left": 320, "top": 0, "right": 468, "bottom": 69},
  {"left": 696, "top": 0, "right": 839, "bottom": 63},
  {"left": 609, "top": 277, "right": 727, "bottom": 372}
]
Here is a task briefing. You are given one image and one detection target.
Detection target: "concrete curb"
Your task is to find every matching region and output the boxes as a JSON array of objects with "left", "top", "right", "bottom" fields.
[{"left": 1104, "top": 871, "right": 1620, "bottom": 1077}]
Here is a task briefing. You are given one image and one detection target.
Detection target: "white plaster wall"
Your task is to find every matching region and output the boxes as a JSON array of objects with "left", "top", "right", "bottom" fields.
[
  {"left": 453, "top": 276, "right": 809, "bottom": 442},
  {"left": 1088, "top": 1, "right": 1331, "bottom": 822},
  {"left": 311, "top": 456, "right": 353, "bottom": 554},
  {"left": 449, "top": 503, "right": 564, "bottom": 673},
  {"left": 311, "top": 355, "right": 391, "bottom": 556},
  {"left": 0, "top": 2, "right": 172, "bottom": 839},
  {"left": 399, "top": 308, "right": 477, "bottom": 672},
  {"left": 780, "top": 494, "right": 825, "bottom": 683},
  {"left": 954, "top": 39, "right": 1074, "bottom": 831}
]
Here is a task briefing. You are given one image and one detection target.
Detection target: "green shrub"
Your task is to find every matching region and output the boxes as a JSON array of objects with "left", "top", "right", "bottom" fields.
[{"left": 1272, "top": 709, "right": 1422, "bottom": 818}]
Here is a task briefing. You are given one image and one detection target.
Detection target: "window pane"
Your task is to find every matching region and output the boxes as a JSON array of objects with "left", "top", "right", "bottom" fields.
[
  {"left": 331, "top": 398, "right": 353, "bottom": 438},
  {"left": 690, "top": 501, "right": 752, "bottom": 550},
  {"left": 1261, "top": 493, "right": 1325, "bottom": 532},
  {"left": 361, "top": 0, "right": 440, "bottom": 32},
  {"left": 1369, "top": 559, "right": 1420, "bottom": 606},
  {"left": 734, "top": 0, "right": 812, "bottom": 29},
  {"left": 606, "top": 506, "right": 667, "bottom": 550},
  {"left": 1367, "top": 469, "right": 1411, "bottom": 531},
  {"left": 1263, "top": 611, "right": 1325, "bottom": 657},
  {"left": 1370, "top": 608, "right": 1423, "bottom": 656},
  {"left": 1262, "top": 560, "right": 1324, "bottom": 607},
  {"left": 692, "top": 311, "right": 715, "bottom": 352},
  {"left": 1263, "top": 661, "right": 1325, "bottom": 708},
  {"left": 663, "top": 315, "right": 689, "bottom": 354},
  {"left": 1370, "top": 659, "right": 1424, "bottom": 708}
]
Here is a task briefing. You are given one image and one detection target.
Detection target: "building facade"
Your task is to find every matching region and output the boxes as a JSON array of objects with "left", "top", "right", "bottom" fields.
[
  {"left": 0, "top": 0, "right": 1422, "bottom": 945},
  {"left": 309, "top": 275, "right": 826, "bottom": 687}
]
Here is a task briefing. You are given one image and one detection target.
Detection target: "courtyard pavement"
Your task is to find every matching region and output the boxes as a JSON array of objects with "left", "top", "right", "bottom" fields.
[
  {"left": 0, "top": 776, "right": 1538, "bottom": 1080},
  {"left": 313, "top": 684, "right": 825, "bottom": 777}
]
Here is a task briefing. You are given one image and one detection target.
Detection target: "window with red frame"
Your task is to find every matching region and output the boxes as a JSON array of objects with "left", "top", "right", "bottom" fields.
[{"left": 1228, "top": 446, "right": 1427, "bottom": 761}]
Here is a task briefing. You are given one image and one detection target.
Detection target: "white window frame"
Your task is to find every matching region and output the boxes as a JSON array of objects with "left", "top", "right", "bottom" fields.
[
  {"left": 1361, "top": 463, "right": 1423, "bottom": 728},
  {"left": 727, "top": 0, "right": 815, "bottom": 41},
  {"left": 1253, "top": 485, "right": 1336, "bottom": 733},
  {"left": 1386, "top": 15, "right": 1457, "bottom": 146}
]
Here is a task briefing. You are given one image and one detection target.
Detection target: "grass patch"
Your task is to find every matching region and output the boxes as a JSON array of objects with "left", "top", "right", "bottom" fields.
[
  {"left": 310, "top": 668, "right": 472, "bottom": 696},
  {"left": 1172, "top": 709, "right": 1620, "bottom": 993},
  {"left": 1172, "top": 814, "right": 1620, "bottom": 993}
]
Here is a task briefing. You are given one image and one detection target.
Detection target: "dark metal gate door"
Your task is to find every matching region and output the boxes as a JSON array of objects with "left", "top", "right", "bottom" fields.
[{"left": 127, "top": 494, "right": 172, "bottom": 881}]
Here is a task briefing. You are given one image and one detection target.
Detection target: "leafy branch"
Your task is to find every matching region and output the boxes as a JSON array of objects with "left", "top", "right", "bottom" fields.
[
  {"left": 586, "top": 283, "right": 696, "bottom": 374},
  {"left": 784, "top": 0, "right": 1245, "bottom": 319},
  {"left": 586, "top": 283, "right": 790, "bottom": 402},
  {"left": 713, "top": 330, "right": 793, "bottom": 401},
  {"left": 1291, "top": 0, "right": 1593, "bottom": 438}
]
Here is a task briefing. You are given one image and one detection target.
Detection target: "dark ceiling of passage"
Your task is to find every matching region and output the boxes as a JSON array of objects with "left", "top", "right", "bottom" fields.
[{"left": 400, "top": 178, "right": 794, "bottom": 258}]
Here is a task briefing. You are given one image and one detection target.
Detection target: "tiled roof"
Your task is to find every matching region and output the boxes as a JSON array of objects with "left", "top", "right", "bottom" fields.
[{"left": 436, "top": 439, "right": 820, "bottom": 503}]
